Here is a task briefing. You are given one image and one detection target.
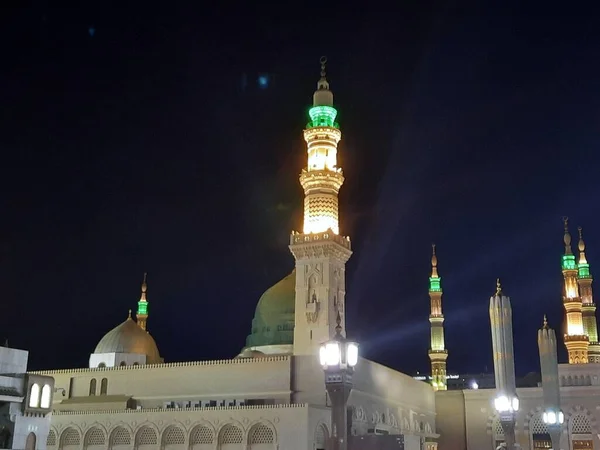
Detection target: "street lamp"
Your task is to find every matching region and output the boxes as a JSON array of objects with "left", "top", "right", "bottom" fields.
[
  {"left": 542, "top": 408, "right": 564, "bottom": 450},
  {"left": 319, "top": 313, "right": 359, "bottom": 450},
  {"left": 494, "top": 393, "right": 519, "bottom": 450}
]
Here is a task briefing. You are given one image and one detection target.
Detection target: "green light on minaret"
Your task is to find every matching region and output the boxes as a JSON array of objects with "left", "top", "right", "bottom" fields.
[
  {"left": 137, "top": 301, "right": 148, "bottom": 315},
  {"left": 562, "top": 254, "right": 577, "bottom": 271},
  {"left": 579, "top": 262, "right": 591, "bottom": 279},
  {"left": 308, "top": 105, "right": 339, "bottom": 129},
  {"left": 429, "top": 277, "right": 442, "bottom": 292}
]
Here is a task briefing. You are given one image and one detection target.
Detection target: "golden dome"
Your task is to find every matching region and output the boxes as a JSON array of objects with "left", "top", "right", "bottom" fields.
[{"left": 94, "top": 315, "right": 162, "bottom": 364}]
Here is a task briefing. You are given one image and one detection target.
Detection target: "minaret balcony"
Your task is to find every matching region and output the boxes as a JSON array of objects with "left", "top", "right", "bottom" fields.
[{"left": 289, "top": 230, "right": 351, "bottom": 250}]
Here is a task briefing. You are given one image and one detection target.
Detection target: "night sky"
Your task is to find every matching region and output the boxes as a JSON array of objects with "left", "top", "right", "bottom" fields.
[{"left": 2, "top": 4, "right": 600, "bottom": 376}]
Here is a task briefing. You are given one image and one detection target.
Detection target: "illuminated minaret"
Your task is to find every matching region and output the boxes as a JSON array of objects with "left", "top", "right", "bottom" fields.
[
  {"left": 136, "top": 273, "right": 149, "bottom": 331},
  {"left": 290, "top": 57, "right": 353, "bottom": 356},
  {"left": 561, "top": 217, "right": 589, "bottom": 364},
  {"left": 577, "top": 227, "right": 600, "bottom": 362},
  {"left": 428, "top": 244, "right": 448, "bottom": 391},
  {"left": 489, "top": 280, "right": 518, "bottom": 450}
]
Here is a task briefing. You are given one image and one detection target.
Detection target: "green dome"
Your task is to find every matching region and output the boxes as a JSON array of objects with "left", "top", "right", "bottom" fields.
[{"left": 245, "top": 270, "right": 296, "bottom": 348}]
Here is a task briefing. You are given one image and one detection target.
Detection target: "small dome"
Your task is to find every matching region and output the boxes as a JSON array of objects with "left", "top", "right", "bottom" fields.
[
  {"left": 94, "top": 317, "right": 162, "bottom": 364},
  {"left": 245, "top": 270, "right": 295, "bottom": 348}
]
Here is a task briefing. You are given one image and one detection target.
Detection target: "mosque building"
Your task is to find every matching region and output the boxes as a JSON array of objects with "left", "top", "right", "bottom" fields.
[
  {"left": 435, "top": 219, "right": 600, "bottom": 450},
  {"left": 26, "top": 59, "right": 600, "bottom": 450},
  {"left": 31, "top": 60, "right": 438, "bottom": 450}
]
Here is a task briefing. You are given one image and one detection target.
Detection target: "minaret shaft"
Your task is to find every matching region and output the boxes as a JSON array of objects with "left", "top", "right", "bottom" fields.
[
  {"left": 578, "top": 226, "right": 600, "bottom": 362},
  {"left": 291, "top": 59, "right": 352, "bottom": 356},
  {"left": 561, "top": 218, "right": 589, "bottom": 363},
  {"left": 428, "top": 245, "right": 447, "bottom": 391},
  {"left": 489, "top": 285, "right": 517, "bottom": 396}
]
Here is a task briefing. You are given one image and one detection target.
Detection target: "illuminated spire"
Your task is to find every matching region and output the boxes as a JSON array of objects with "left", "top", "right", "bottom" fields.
[
  {"left": 543, "top": 314, "right": 549, "bottom": 329},
  {"left": 300, "top": 56, "right": 345, "bottom": 235},
  {"left": 428, "top": 244, "right": 448, "bottom": 391},
  {"left": 429, "top": 244, "right": 441, "bottom": 292},
  {"left": 578, "top": 226, "right": 590, "bottom": 278},
  {"left": 289, "top": 60, "right": 353, "bottom": 356},
  {"left": 561, "top": 217, "right": 588, "bottom": 364},
  {"left": 136, "top": 273, "right": 149, "bottom": 331},
  {"left": 577, "top": 226, "right": 600, "bottom": 362},
  {"left": 495, "top": 278, "right": 503, "bottom": 297}
]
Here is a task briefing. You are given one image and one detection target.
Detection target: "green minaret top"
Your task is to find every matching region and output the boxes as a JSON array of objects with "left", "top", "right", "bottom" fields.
[
  {"left": 429, "top": 244, "right": 442, "bottom": 292},
  {"left": 307, "top": 56, "right": 339, "bottom": 129},
  {"left": 137, "top": 273, "right": 148, "bottom": 325},
  {"left": 578, "top": 226, "right": 592, "bottom": 279}
]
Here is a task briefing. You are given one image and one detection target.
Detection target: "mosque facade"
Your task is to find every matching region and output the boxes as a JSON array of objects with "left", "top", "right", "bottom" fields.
[
  {"left": 31, "top": 61, "right": 438, "bottom": 450},
  {"left": 27, "top": 60, "right": 600, "bottom": 450}
]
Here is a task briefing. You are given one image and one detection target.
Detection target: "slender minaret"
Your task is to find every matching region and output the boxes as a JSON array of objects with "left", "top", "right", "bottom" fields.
[
  {"left": 537, "top": 315, "right": 563, "bottom": 450},
  {"left": 290, "top": 57, "right": 353, "bottom": 356},
  {"left": 136, "top": 273, "right": 149, "bottom": 331},
  {"left": 577, "top": 227, "right": 600, "bottom": 362},
  {"left": 561, "top": 218, "right": 589, "bottom": 363},
  {"left": 489, "top": 280, "right": 518, "bottom": 450},
  {"left": 428, "top": 244, "right": 448, "bottom": 391}
]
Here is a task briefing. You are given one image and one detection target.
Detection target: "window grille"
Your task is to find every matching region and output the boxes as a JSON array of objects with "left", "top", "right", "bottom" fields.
[
  {"left": 530, "top": 414, "right": 549, "bottom": 434},
  {"left": 571, "top": 414, "right": 592, "bottom": 434},
  {"left": 189, "top": 426, "right": 213, "bottom": 445},
  {"left": 47, "top": 430, "right": 57, "bottom": 447},
  {"left": 110, "top": 427, "right": 131, "bottom": 446},
  {"left": 219, "top": 426, "right": 242, "bottom": 444},
  {"left": 85, "top": 428, "right": 105, "bottom": 446},
  {"left": 136, "top": 427, "right": 158, "bottom": 446},
  {"left": 61, "top": 428, "right": 81, "bottom": 447},
  {"left": 493, "top": 419, "right": 504, "bottom": 437},
  {"left": 162, "top": 426, "right": 185, "bottom": 445},
  {"left": 249, "top": 424, "right": 274, "bottom": 444}
]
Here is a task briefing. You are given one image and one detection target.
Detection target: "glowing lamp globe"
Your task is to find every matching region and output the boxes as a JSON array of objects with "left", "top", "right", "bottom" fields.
[
  {"left": 543, "top": 409, "right": 564, "bottom": 425},
  {"left": 319, "top": 339, "right": 359, "bottom": 370},
  {"left": 494, "top": 394, "right": 519, "bottom": 413}
]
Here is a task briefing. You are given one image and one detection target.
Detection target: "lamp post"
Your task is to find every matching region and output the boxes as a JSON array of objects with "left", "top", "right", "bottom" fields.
[
  {"left": 319, "top": 313, "right": 359, "bottom": 450},
  {"left": 542, "top": 408, "right": 564, "bottom": 450},
  {"left": 493, "top": 393, "right": 520, "bottom": 449}
]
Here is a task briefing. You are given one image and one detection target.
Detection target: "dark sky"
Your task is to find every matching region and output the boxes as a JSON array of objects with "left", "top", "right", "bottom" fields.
[{"left": 1, "top": 3, "right": 600, "bottom": 376}]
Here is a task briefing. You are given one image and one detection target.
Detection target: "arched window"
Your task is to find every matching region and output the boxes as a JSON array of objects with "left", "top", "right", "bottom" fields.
[
  {"left": 40, "top": 384, "right": 51, "bottom": 408},
  {"left": 248, "top": 424, "right": 274, "bottom": 449},
  {"left": 315, "top": 424, "right": 328, "bottom": 450},
  {"left": 97, "top": 363, "right": 106, "bottom": 368},
  {"left": 189, "top": 425, "right": 214, "bottom": 448},
  {"left": 25, "top": 432, "right": 36, "bottom": 450},
  {"left": 89, "top": 379, "right": 97, "bottom": 396},
  {"left": 218, "top": 425, "right": 243, "bottom": 449},
  {"left": 100, "top": 378, "right": 108, "bottom": 395},
  {"left": 29, "top": 383, "right": 40, "bottom": 408},
  {"left": 119, "top": 361, "right": 126, "bottom": 367},
  {"left": 135, "top": 426, "right": 157, "bottom": 448}
]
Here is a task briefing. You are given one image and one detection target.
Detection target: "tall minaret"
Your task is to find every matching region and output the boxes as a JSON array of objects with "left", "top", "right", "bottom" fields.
[
  {"left": 290, "top": 57, "right": 353, "bottom": 356},
  {"left": 489, "top": 280, "right": 519, "bottom": 450},
  {"left": 428, "top": 244, "right": 448, "bottom": 391},
  {"left": 136, "top": 273, "right": 149, "bottom": 331},
  {"left": 561, "top": 217, "right": 589, "bottom": 364},
  {"left": 577, "top": 227, "right": 600, "bottom": 362},
  {"left": 537, "top": 316, "right": 564, "bottom": 450}
]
